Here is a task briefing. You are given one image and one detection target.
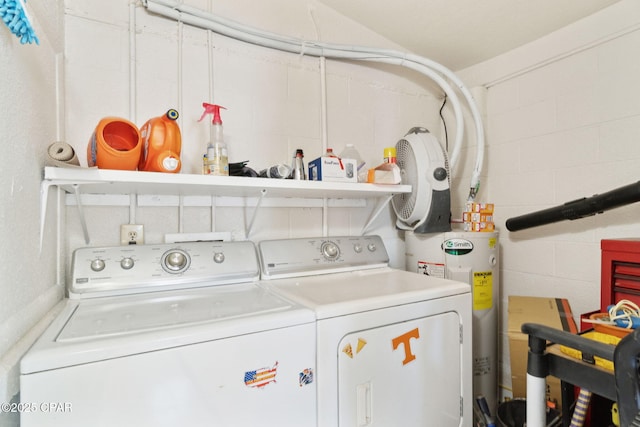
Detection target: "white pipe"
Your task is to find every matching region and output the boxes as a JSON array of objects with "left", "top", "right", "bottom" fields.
[
  {"left": 177, "top": 19, "right": 183, "bottom": 125},
  {"left": 143, "top": 0, "right": 484, "bottom": 198},
  {"left": 179, "top": 196, "right": 184, "bottom": 234},
  {"left": 320, "top": 57, "right": 328, "bottom": 153},
  {"left": 210, "top": 195, "right": 216, "bottom": 232},
  {"left": 129, "top": 194, "right": 136, "bottom": 224},
  {"left": 145, "top": 0, "right": 466, "bottom": 167},
  {"left": 320, "top": 56, "right": 329, "bottom": 236},
  {"left": 177, "top": 19, "right": 184, "bottom": 234},
  {"left": 526, "top": 373, "right": 546, "bottom": 427},
  {"left": 56, "top": 186, "right": 63, "bottom": 286},
  {"left": 129, "top": 1, "right": 137, "bottom": 122}
]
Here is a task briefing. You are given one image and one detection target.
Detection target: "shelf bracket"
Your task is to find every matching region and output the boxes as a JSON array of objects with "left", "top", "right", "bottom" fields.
[
  {"left": 73, "top": 184, "right": 91, "bottom": 244},
  {"left": 39, "top": 180, "right": 54, "bottom": 252},
  {"left": 245, "top": 189, "right": 267, "bottom": 239},
  {"left": 361, "top": 194, "right": 394, "bottom": 235}
]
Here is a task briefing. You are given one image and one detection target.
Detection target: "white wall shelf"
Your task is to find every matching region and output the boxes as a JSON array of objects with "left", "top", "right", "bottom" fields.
[
  {"left": 41, "top": 167, "right": 411, "bottom": 245},
  {"left": 44, "top": 167, "right": 410, "bottom": 199}
]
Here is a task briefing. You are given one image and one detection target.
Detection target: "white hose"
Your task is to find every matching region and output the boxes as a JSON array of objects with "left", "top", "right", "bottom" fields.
[{"left": 143, "top": 0, "right": 484, "bottom": 199}]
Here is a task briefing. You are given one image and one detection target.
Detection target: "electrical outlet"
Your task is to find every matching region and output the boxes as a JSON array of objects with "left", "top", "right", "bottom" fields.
[{"left": 120, "top": 224, "right": 144, "bottom": 245}]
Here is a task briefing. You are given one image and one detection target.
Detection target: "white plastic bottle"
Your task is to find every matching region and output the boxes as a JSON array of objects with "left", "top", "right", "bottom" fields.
[
  {"left": 339, "top": 144, "right": 366, "bottom": 182},
  {"left": 199, "top": 103, "right": 229, "bottom": 176}
]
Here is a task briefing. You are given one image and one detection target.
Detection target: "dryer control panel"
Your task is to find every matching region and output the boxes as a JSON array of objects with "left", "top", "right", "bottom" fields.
[
  {"left": 69, "top": 241, "right": 260, "bottom": 299},
  {"left": 259, "top": 235, "right": 389, "bottom": 279}
]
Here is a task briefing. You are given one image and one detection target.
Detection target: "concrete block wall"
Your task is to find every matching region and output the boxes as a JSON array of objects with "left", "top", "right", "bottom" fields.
[
  {"left": 1, "top": 2, "right": 449, "bottom": 424},
  {"left": 63, "top": 0, "right": 445, "bottom": 261},
  {"left": 5, "top": 0, "right": 637, "bottom": 418},
  {"left": 459, "top": 0, "right": 640, "bottom": 398}
]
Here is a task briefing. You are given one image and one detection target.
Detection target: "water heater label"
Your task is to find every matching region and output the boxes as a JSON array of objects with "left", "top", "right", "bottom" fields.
[
  {"left": 417, "top": 261, "right": 445, "bottom": 278},
  {"left": 473, "top": 271, "right": 493, "bottom": 310},
  {"left": 443, "top": 238, "right": 473, "bottom": 255}
]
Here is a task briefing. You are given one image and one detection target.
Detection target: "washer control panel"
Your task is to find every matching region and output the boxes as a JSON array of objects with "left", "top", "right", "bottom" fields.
[
  {"left": 259, "top": 235, "right": 389, "bottom": 279},
  {"left": 70, "top": 241, "right": 259, "bottom": 298}
]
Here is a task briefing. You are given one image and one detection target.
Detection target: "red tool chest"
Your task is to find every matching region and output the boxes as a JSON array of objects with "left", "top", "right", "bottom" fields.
[{"left": 601, "top": 239, "right": 640, "bottom": 311}]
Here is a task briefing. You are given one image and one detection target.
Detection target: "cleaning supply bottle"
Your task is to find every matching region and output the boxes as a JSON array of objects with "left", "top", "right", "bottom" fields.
[
  {"left": 292, "top": 149, "right": 306, "bottom": 180},
  {"left": 138, "top": 109, "right": 182, "bottom": 173},
  {"left": 384, "top": 146, "right": 397, "bottom": 164},
  {"left": 87, "top": 116, "right": 141, "bottom": 170},
  {"left": 367, "top": 146, "right": 401, "bottom": 184},
  {"left": 339, "top": 143, "right": 366, "bottom": 182},
  {"left": 199, "top": 103, "right": 228, "bottom": 176}
]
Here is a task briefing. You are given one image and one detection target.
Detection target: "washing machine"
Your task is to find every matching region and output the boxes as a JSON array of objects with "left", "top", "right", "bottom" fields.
[
  {"left": 20, "top": 241, "right": 316, "bottom": 427},
  {"left": 258, "top": 235, "right": 472, "bottom": 427}
]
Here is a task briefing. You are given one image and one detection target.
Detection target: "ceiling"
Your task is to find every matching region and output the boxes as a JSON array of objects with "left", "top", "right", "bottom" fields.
[{"left": 317, "top": 0, "right": 621, "bottom": 70}]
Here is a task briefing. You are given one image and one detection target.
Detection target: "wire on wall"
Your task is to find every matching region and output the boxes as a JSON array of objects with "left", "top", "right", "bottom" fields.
[{"left": 439, "top": 95, "right": 449, "bottom": 154}]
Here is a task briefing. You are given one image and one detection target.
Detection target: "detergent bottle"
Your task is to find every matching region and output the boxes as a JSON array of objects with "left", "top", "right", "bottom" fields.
[
  {"left": 199, "top": 103, "right": 229, "bottom": 176},
  {"left": 138, "top": 109, "right": 182, "bottom": 173},
  {"left": 87, "top": 117, "right": 141, "bottom": 170}
]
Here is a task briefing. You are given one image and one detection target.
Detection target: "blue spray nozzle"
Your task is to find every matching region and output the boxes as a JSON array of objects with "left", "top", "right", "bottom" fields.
[{"left": 199, "top": 103, "right": 226, "bottom": 125}]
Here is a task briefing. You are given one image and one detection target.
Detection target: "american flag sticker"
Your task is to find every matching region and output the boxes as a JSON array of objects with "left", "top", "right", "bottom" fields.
[{"left": 244, "top": 361, "right": 278, "bottom": 388}]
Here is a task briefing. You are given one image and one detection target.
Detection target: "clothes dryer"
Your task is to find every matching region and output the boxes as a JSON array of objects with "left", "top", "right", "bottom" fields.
[
  {"left": 20, "top": 241, "right": 316, "bottom": 427},
  {"left": 258, "top": 235, "right": 472, "bottom": 427}
]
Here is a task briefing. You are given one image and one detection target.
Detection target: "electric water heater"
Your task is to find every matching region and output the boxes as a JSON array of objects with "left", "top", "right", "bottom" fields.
[{"left": 405, "top": 230, "right": 499, "bottom": 414}]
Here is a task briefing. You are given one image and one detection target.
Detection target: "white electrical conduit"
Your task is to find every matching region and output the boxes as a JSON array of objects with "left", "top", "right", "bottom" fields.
[
  {"left": 143, "top": 1, "right": 464, "bottom": 169},
  {"left": 143, "top": 0, "right": 484, "bottom": 199},
  {"left": 129, "top": 1, "right": 137, "bottom": 123},
  {"left": 320, "top": 56, "right": 329, "bottom": 237}
]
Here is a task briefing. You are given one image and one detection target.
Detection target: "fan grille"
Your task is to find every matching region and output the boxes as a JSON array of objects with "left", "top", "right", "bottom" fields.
[{"left": 392, "top": 139, "right": 418, "bottom": 221}]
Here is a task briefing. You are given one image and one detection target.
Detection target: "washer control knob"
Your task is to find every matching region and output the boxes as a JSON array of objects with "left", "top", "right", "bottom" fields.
[
  {"left": 367, "top": 243, "right": 377, "bottom": 252},
  {"left": 120, "top": 257, "right": 134, "bottom": 270},
  {"left": 321, "top": 241, "right": 340, "bottom": 260},
  {"left": 162, "top": 250, "right": 190, "bottom": 273},
  {"left": 353, "top": 243, "right": 363, "bottom": 253},
  {"left": 90, "top": 259, "right": 106, "bottom": 272},
  {"left": 213, "top": 252, "right": 225, "bottom": 264}
]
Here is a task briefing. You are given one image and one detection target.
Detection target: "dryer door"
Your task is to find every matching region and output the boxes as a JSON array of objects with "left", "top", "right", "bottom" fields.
[{"left": 338, "top": 311, "right": 462, "bottom": 426}]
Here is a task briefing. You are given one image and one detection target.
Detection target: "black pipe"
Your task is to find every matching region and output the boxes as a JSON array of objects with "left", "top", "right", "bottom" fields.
[{"left": 505, "top": 181, "right": 640, "bottom": 231}]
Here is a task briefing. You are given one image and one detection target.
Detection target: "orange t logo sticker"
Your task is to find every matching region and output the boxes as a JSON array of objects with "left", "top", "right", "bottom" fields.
[{"left": 391, "top": 328, "right": 420, "bottom": 365}]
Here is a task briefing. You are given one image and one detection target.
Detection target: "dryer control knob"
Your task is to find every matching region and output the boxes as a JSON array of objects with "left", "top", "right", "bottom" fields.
[
  {"left": 213, "top": 252, "right": 225, "bottom": 263},
  {"left": 367, "top": 243, "right": 377, "bottom": 252},
  {"left": 120, "top": 257, "right": 134, "bottom": 270},
  {"left": 321, "top": 241, "right": 340, "bottom": 260},
  {"left": 353, "top": 243, "right": 363, "bottom": 253},
  {"left": 90, "top": 259, "right": 106, "bottom": 272}
]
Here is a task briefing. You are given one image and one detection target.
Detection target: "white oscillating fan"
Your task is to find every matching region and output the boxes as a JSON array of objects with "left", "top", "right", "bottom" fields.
[{"left": 392, "top": 127, "right": 452, "bottom": 233}]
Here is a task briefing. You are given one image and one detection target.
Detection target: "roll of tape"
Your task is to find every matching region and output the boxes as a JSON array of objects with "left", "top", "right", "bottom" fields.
[{"left": 46, "top": 141, "right": 81, "bottom": 167}]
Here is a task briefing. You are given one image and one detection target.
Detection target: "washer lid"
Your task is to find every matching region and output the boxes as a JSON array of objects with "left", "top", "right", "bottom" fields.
[
  {"left": 21, "top": 283, "right": 314, "bottom": 374},
  {"left": 59, "top": 283, "right": 300, "bottom": 341},
  {"left": 260, "top": 268, "right": 470, "bottom": 319}
]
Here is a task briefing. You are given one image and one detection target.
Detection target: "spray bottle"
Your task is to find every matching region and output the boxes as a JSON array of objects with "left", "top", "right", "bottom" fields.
[{"left": 199, "top": 103, "right": 228, "bottom": 176}]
